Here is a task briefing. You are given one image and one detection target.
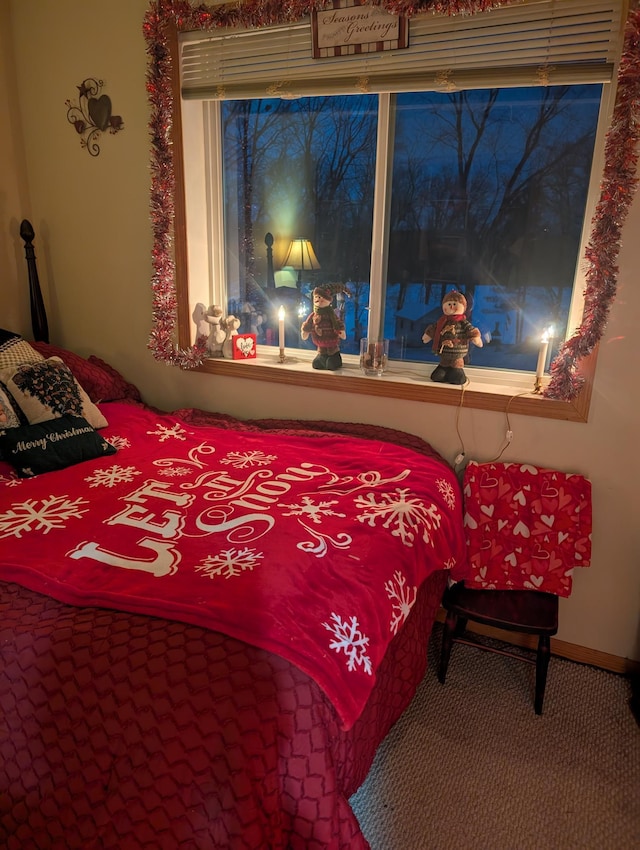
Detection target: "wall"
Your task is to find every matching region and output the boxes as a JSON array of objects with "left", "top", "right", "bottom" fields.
[
  {"left": 3, "top": 0, "right": 639, "bottom": 663},
  {"left": 0, "top": 0, "right": 33, "bottom": 334}
]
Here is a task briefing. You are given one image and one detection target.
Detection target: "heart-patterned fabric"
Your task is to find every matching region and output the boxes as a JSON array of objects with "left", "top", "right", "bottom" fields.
[{"left": 457, "top": 460, "right": 592, "bottom": 597}]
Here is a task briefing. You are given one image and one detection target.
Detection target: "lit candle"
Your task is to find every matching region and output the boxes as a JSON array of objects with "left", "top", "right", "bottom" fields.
[
  {"left": 535, "top": 328, "right": 550, "bottom": 381},
  {"left": 278, "top": 306, "right": 285, "bottom": 359}
]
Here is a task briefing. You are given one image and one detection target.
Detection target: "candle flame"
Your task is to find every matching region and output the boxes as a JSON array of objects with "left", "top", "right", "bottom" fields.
[
  {"left": 541, "top": 325, "right": 553, "bottom": 344},
  {"left": 278, "top": 306, "right": 285, "bottom": 321}
]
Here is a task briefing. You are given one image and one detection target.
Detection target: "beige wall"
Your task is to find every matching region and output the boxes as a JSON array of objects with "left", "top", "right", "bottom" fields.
[
  {"left": 3, "top": 0, "right": 639, "bottom": 662},
  {"left": 0, "top": 0, "right": 33, "bottom": 334}
]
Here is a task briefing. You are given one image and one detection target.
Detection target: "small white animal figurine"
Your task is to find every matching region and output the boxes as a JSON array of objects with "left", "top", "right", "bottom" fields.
[
  {"left": 192, "top": 303, "right": 210, "bottom": 339},
  {"left": 205, "top": 305, "right": 226, "bottom": 357},
  {"left": 222, "top": 314, "right": 241, "bottom": 358}
]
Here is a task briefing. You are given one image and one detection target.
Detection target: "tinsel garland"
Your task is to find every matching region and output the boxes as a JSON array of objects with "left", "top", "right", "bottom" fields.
[
  {"left": 544, "top": 4, "right": 640, "bottom": 401},
  {"left": 144, "top": 0, "right": 640, "bottom": 399}
]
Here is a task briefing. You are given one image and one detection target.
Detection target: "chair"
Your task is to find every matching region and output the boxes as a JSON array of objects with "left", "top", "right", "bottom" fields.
[{"left": 438, "top": 582, "right": 559, "bottom": 714}]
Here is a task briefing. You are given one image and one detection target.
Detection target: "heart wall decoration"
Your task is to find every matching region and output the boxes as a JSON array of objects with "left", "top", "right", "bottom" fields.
[
  {"left": 232, "top": 334, "right": 257, "bottom": 360},
  {"left": 65, "top": 78, "right": 124, "bottom": 157}
]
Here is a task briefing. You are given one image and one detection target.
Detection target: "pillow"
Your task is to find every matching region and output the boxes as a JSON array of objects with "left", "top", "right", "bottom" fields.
[
  {"left": 87, "top": 354, "right": 142, "bottom": 402},
  {"left": 0, "top": 381, "right": 27, "bottom": 431},
  {"left": 0, "top": 415, "right": 116, "bottom": 477},
  {"left": 30, "top": 342, "right": 142, "bottom": 403},
  {"left": 0, "top": 357, "right": 108, "bottom": 429},
  {"left": 0, "top": 328, "right": 44, "bottom": 370}
]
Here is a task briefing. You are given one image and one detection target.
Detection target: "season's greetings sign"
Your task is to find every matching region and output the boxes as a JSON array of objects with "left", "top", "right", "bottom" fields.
[
  {"left": 312, "top": 1, "right": 409, "bottom": 58},
  {"left": 0, "top": 402, "right": 464, "bottom": 728}
]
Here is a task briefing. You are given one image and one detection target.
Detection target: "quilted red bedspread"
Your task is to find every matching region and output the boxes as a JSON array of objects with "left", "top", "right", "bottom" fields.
[
  {"left": 0, "top": 403, "right": 465, "bottom": 730},
  {"left": 0, "top": 406, "right": 460, "bottom": 848}
]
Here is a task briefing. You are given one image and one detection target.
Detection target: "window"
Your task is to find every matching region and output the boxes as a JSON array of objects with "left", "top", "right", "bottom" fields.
[
  {"left": 157, "top": 0, "right": 628, "bottom": 420},
  {"left": 215, "top": 85, "right": 601, "bottom": 373}
]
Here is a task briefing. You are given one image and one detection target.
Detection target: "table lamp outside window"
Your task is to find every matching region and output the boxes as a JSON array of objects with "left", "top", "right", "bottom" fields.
[{"left": 283, "top": 238, "right": 321, "bottom": 292}]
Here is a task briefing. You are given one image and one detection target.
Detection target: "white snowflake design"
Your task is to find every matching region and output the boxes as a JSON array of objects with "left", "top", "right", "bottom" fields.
[
  {"left": 436, "top": 477, "right": 457, "bottom": 510},
  {"left": 147, "top": 423, "right": 188, "bottom": 442},
  {"left": 0, "top": 495, "right": 89, "bottom": 538},
  {"left": 220, "top": 450, "right": 276, "bottom": 469},
  {"left": 84, "top": 465, "right": 142, "bottom": 488},
  {"left": 158, "top": 466, "right": 192, "bottom": 477},
  {"left": 195, "top": 547, "right": 264, "bottom": 579},
  {"left": 280, "top": 496, "right": 345, "bottom": 525},
  {"left": 0, "top": 473, "right": 22, "bottom": 487},
  {"left": 385, "top": 570, "right": 417, "bottom": 635},
  {"left": 323, "top": 613, "right": 372, "bottom": 675},
  {"left": 355, "top": 488, "right": 442, "bottom": 547},
  {"left": 106, "top": 435, "right": 131, "bottom": 451}
]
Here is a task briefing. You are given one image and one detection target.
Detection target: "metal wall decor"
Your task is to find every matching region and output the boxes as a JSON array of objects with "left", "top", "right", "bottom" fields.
[{"left": 65, "top": 78, "right": 124, "bottom": 157}]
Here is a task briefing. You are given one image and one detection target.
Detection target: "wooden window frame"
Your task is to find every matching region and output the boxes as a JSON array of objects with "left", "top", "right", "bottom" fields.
[{"left": 165, "top": 19, "right": 602, "bottom": 424}]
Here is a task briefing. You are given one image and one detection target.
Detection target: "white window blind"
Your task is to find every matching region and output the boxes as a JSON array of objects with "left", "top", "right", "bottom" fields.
[{"left": 179, "top": 0, "right": 624, "bottom": 100}]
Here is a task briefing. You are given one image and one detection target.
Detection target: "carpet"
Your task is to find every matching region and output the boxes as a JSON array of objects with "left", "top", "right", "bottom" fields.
[{"left": 351, "top": 625, "right": 640, "bottom": 850}]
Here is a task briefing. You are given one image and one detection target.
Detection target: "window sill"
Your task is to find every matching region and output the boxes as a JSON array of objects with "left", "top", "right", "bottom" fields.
[{"left": 193, "top": 346, "right": 594, "bottom": 422}]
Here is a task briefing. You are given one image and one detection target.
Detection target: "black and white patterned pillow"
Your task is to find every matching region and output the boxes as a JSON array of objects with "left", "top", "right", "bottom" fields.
[
  {"left": 0, "top": 357, "right": 108, "bottom": 429},
  {"left": 0, "top": 328, "right": 44, "bottom": 371}
]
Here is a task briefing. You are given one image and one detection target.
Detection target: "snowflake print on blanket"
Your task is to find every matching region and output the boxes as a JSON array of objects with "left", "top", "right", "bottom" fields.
[
  {"left": 84, "top": 465, "right": 141, "bottom": 488},
  {"left": 195, "top": 547, "right": 264, "bottom": 579},
  {"left": 355, "top": 487, "right": 442, "bottom": 546},
  {"left": 147, "top": 422, "right": 188, "bottom": 442},
  {"left": 280, "top": 496, "right": 345, "bottom": 525},
  {"left": 0, "top": 495, "right": 89, "bottom": 538},
  {"left": 323, "top": 613, "right": 372, "bottom": 675},
  {"left": 158, "top": 466, "right": 192, "bottom": 478},
  {"left": 436, "top": 477, "right": 457, "bottom": 510},
  {"left": 385, "top": 570, "right": 417, "bottom": 635},
  {"left": 106, "top": 435, "right": 131, "bottom": 451},
  {"left": 221, "top": 450, "right": 276, "bottom": 468}
]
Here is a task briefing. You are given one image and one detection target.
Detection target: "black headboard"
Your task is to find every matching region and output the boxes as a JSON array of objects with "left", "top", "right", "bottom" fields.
[{"left": 20, "top": 219, "right": 49, "bottom": 343}]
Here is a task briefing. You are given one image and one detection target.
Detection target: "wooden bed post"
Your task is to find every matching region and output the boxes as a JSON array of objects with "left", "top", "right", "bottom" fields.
[{"left": 19, "top": 219, "right": 49, "bottom": 343}]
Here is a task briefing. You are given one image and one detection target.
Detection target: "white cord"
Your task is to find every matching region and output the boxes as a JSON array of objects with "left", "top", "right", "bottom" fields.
[
  {"left": 453, "top": 380, "right": 468, "bottom": 471},
  {"left": 453, "top": 387, "right": 538, "bottom": 468}
]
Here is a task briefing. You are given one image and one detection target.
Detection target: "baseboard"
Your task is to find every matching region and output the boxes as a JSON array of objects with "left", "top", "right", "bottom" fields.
[{"left": 435, "top": 608, "right": 640, "bottom": 676}]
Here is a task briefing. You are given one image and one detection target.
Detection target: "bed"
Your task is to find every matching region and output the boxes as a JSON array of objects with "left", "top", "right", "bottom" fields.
[{"left": 0, "top": 223, "right": 467, "bottom": 849}]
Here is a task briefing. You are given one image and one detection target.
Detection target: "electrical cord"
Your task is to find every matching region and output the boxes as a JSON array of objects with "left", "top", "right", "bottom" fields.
[
  {"left": 453, "top": 380, "right": 468, "bottom": 470},
  {"left": 452, "top": 387, "right": 539, "bottom": 469},
  {"left": 486, "top": 390, "right": 535, "bottom": 462}
]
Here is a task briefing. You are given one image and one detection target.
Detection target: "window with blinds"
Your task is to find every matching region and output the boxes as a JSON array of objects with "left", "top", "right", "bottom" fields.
[
  {"left": 179, "top": 0, "right": 623, "bottom": 100},
  {"left": 176, "top": 0, "right": 626, "bottom": 394}
]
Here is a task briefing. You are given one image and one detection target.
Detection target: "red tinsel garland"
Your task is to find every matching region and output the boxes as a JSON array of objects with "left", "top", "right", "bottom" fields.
[
  {"left": 144, "top": 0, "right": 640, "bottom": 401},
  {"left": 544, "top": 4, "right": 640, "bottom": 401}
]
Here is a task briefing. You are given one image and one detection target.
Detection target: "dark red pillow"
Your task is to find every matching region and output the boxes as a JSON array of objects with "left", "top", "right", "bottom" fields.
[
  {"left": 29, "top": 343, "right": 141, "bottom": 403},
  {"left": 87, "top": 354, "right": 141, "bottom": 402}
]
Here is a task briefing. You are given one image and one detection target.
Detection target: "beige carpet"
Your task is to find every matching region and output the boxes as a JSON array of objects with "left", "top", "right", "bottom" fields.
[{"left": 351, "top": 625, "right": 640, "bottom": 850}]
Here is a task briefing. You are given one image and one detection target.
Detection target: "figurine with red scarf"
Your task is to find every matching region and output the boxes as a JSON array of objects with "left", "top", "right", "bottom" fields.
[
  {"left": 301, "top": 283, "right": 350, "bottom": 371},
  {"left": 422, "top": 290, "right": 482, "bottom": 384}
]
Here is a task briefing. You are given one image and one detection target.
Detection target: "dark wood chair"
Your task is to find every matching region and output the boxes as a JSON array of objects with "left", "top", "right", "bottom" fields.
[{"left": 438, "top": 583, "right": 559, "bottom": 714}]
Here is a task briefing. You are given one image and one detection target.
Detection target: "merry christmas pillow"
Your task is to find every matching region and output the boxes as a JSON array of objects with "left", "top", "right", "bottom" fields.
[{"left": 0, "top": 415, "right": 116, "bottom": 477}]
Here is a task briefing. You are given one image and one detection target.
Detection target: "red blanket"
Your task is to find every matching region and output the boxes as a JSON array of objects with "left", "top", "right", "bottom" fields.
[{"left": 0, "top": 403, "right": 465, "bottom": 729}]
